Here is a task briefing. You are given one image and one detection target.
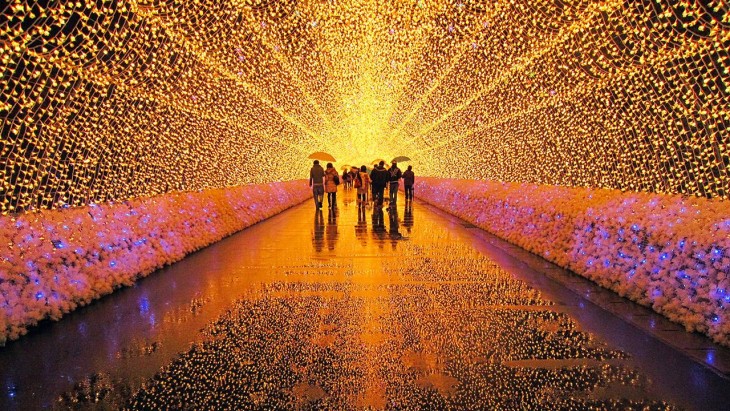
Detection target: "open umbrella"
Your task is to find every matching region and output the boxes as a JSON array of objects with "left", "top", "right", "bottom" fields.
[
  {"left": 391, "top": 156, "right": 411, "bottom": 163},
  {"left": 340, "top": 165, "right": 351, "bottom": 171},
  {"left": 371, "top": 158, "right": 386, "bottom": 166},
  {"left": 308, "top": 151, "right": 336, "bottom": 162}
]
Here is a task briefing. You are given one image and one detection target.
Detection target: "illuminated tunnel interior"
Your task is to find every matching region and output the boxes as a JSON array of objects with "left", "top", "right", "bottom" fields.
[{"left": 1, "top": 0, "right": 730, "bottom": 409}]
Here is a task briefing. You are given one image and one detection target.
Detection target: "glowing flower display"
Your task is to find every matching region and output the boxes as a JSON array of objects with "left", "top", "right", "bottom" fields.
[
  {"left": 0, "top": 181, "right": 310, "bottom": 344},
  {"left": 413, "top": 178, "right": 730, "bottom": 346}
]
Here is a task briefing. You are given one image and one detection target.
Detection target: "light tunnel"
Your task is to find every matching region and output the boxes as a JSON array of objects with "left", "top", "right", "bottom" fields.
[{"left": 1, "top": 0, "right": 730, "bottom": 408}]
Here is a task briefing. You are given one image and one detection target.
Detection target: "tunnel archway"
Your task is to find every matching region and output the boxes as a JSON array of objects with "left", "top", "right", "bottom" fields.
[
  {"left": 1, "top": 1, "right": 729, "bottom": 406},
  {"left": 2, "top": 0, "right": 728, "bottom": 212}
]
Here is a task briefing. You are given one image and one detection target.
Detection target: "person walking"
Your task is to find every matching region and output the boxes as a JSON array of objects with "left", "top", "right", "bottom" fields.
[
  {"left": 356, "top": 165, "right": 371, "bottom": 205},
  {"left": 387, "top": 161, "right": 402, "bottom": 206},
  {"left": 370, "top": 161, "right": 389, "bottom": 208},
  {"left": 348, "top": 166, "right": 360, "bottom": 193},
  {"left": 324, "top": 162, "right": 339, "bottom": 208},
  {"left": 342, "top": 170, "right": 351, "bottom": 190},
  {"left": 349, "top": 169, "right": 357, "bottom": 189},
  {"left": 309, "top": 160, "right": 325, "bottom": 209},
  {"left": 402, "top": 165, "right": 415, "bottom": 201}
]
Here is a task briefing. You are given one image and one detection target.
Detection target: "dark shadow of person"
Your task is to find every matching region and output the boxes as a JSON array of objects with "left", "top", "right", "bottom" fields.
[
  {"left": 356, "top": 205, "right": 368, "bottom": 245},
  {"left": 403, "top": 201, "right": 414, "bottom": 234},
  {"left": 326, "top": 208, "right": 338, "bottom": 251},
  {"left": 313, "top": 209, "right": 325, "bottom": 252},
  {"left": 388, "top": 206, "right": 402, "bottom": 249},
  {"left": 372, "top": 207, "right": 387, "bottom": 245}
]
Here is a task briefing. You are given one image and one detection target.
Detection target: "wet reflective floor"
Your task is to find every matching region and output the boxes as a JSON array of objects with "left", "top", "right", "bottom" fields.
[{"left": 2, "top": 190, "right": 730, "bottom": 409}]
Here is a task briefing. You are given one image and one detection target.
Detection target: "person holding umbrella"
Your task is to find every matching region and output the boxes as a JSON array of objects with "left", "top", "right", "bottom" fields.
[
  {"left": 309, "top": 160, "right": 325, "bottom": 209},
  {"left": 387, "top": 161, "right": 402, "bottom": 206}
]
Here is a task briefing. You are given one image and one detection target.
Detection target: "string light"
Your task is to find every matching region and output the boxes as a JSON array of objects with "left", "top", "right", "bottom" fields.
[{"left": 1, "top": 0, "right": 728, "bottom": 215}]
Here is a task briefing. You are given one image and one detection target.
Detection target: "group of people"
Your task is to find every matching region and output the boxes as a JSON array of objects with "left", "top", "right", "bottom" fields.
[{"left": 308, "top": 160, "right": 415, "bottom": 209}]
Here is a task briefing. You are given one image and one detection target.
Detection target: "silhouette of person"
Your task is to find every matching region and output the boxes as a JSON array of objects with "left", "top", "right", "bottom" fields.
[
  {"left": 403, "top": 165, "right": 415, "bottom": 201},
  {"left": 370, "top": 161, "right": 389, "bottom": 208},
  {"left": 387, "top": 161, "right": 402, "bottom": 206},
  {"left": 309, "top": 160, "right": 325, "bottom": 209}
]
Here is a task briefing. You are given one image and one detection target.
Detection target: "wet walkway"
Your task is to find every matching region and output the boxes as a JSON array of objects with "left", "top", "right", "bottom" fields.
[{"left": 1, "top": 190, "right": 729, "bottom": 409}]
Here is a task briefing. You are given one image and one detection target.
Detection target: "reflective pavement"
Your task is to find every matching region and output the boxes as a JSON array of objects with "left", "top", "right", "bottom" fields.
[{"left": 1, "top": 190, "right": 729, "bottom": 409}]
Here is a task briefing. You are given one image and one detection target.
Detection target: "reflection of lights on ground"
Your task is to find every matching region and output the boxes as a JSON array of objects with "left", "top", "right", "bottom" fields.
[{"left": 105, "top": 194, "right": 672, "bottom": 409}]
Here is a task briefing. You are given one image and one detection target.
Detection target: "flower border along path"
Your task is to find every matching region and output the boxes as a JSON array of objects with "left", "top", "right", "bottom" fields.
[
  {"left": 413, "top": 177, "right": 730, "bottom": 347},
  {"left": 0, "top": 180, "right": 311, "bottom": 344}
]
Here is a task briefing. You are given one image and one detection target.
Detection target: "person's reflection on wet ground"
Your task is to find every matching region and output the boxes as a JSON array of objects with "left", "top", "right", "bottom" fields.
[
  {"left": 313, "top": 209, "right": 325, "bottom": 252},
  {"left": 326, "top": 208, "right": 338, "bottom": 251},
  {"left": 387, "top": 206, "right": 402, "bottom": 249},
  {"left": 372, "top": 207, "right": 387, "bottom": 245},
  {"left": 356, "top": 205, "right": 368, "bottom": 245},
  {"left": 403, "top": 201, "right": 414, "bottom": 234}
]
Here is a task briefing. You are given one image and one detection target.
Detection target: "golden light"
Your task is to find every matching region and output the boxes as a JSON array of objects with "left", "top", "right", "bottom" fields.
[{"left": 1, "top": 0, "right": 728, "bottom": 214}]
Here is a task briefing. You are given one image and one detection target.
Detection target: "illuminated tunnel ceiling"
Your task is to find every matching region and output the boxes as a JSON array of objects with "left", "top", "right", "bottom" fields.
[{"left": 1, "top": 0, "right": 729, "bottom": 213}]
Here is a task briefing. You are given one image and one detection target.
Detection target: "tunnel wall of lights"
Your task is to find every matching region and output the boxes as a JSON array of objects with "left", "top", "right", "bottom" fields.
[
  {"left": 2, "top": 1, "right": 729, "bottom": 213},
  {"left": 1, "top": 1, "right": 729, "bottom": 343}
]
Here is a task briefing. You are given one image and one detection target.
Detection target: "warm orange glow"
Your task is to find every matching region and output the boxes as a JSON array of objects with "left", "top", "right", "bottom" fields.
[{"left": 1, "top": 0, "right": 728, "bottom": 213}]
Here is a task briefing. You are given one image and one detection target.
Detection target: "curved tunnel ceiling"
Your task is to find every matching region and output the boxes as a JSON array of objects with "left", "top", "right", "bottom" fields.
[{"left": 1, "top": 0, "right": 729, "bottom": 213}]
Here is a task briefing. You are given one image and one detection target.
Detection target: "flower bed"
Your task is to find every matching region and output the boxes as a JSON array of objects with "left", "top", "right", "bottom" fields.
[
  {"left": 413, "top": 178, "right": 730, "bottom": 346},
  {"left": 0, "top": 180, "right": 311, "bottom": 344}
]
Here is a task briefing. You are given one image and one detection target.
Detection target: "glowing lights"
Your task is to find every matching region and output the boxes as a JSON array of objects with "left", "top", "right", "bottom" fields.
[
  {"left": 124, "top": 240, "right": 668, "bottom": 409},
  {"left": 414, "top": 177, "right": 730, "bottom": 346},
  {"left": 0, "top": 0, "right": 728, "bottom": 214},
  {"left": 0, "top": 181, "right": 309, "bottom": 344}
]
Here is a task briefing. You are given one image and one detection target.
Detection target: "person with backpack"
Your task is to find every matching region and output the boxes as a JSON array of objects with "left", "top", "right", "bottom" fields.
[
  {"left": 402, "top": 165, "right": 415, "bottom": 201},
  {"left": 356, "top": 165, "right": 371, "bottom": 206},
  {"left": 387, "top": 161, "right": 402, "bottom": 206}
]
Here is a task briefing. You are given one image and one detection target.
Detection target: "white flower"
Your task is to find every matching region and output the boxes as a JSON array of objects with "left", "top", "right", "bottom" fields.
[
  {"left": 414, "top": 177, "right": 730, "bottom": 347},
  {"left": 0, "top": 180, "right": 311, "bottom": 344}
]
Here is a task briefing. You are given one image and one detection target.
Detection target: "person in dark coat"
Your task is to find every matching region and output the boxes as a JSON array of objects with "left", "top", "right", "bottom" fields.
[
  {"left": 402, "top": 165, "right": 415, "bottom": 201},
  {"left": 309, "top": 160, "right": 325, "bottom": 209},
  {"left": 387, "top": 161, "right": 402, "bottom": 205},
  {"left": 342, "top": 170, "right": 352, "bottom": 190},
  {"left": 369, "top": 161, "right": 389, "bottom": 208}
]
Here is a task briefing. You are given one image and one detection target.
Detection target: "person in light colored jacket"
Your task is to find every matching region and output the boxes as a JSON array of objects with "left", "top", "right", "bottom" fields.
[
  {"left": 357, "top": 165, "right": 371, "bottom": 205},
  {"left": 324, "top": 163, "right": 339, "bottom": 208}
]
